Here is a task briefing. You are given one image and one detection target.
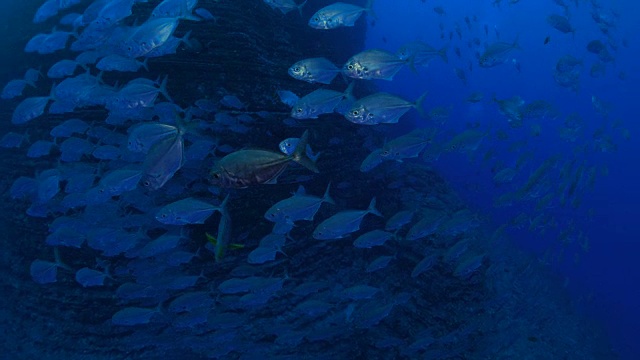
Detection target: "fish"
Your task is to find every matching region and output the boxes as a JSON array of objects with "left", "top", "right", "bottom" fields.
[
  {"left": 344, "top": 91, "right": 427, "bottom": 125},
  {"left": 288, "top": 57, "right": 341, "bottom": 84},
  {"left": 210, "top": 130, "right": 318, "bottom": 188},
  {"left": 96, "top": 54, "right": 148, "bottom": 72},
  {"left": 313, "top": 197, "right": 382, "bottom": 240},
  {"left": 291, "top": 82, "right": 354, "bottom": 119},
  {"left": 478, "top": 37, "right": 520, "bottom": 67},
  {"left": 264, "top": 0, "right": 307, "bottom": 15},
  {"left": 277, "top": 90, "right": 299, "bottom": 107},
  {"left": 128, "top": 123, "right": 179, "bottom": 153},
  {"left": 366, "top": 255, "right": 394, "bottom": 273},
  {"left": 385, "top": 210, "right": 414, "bottom": 231},
  {"left": 12, "top": 94, "right": 52, "bottom": 124},
  {"left": 353, "top": 229, "right": 394, "bottom": 248},
  {"left": 75, "top": 267, "right": 110, "bottom": 287},
  {"left": 264, "top": 183, "right": 334, "bottom": 224},
  {"left": 156, "top": 197, "right": 221, "bottom": 225},
  {"left": 396, "top": 41, "right": 448, "bottom": 66},
  {"left": 278, "top": 137, "right": 320, "bottom": 161},
  {"left": 343, "top": 49, "right": 409, "bottom": 81},
  {"left": 406, "top": 210, "right": 445, "bottom": 241},
  {"left": 360, "top": 149, "right": 385, "bottom": 172},
  {"left": 140, "top": 133, "right": 184, "bottom": 190},
  {"left": 547, "top": 14, "right": 575, "bottom": 34},
  {"left": 122, "top": 17, "right": 180, "bottom": 58},
  {"left": 151, "top": 0, "right": 199, "bottom": 19},
  {"left": 381, "top": 128, "right": 434, "bottom": 160},
  {"left": 308, "top": 0, "right": 374, "bottom": 29}
]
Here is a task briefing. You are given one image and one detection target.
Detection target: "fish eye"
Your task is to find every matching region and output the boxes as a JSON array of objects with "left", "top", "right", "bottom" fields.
[
  {"left": 347, "top": 65, "right": 354, "bottom": 70},
  {"left": 314, "top": 17, "right": 319, "bottom": 21},
  {"left": 381, "top": 150, "right": 389, "bottom": 156},
  {"left": 213, "top": 173, "right": 220, "bottom": 179},
  {"left": 285, "top": 142, "right": 291, "bottom": 146},
  {"left": 294, "top": 67, "right": 299, "bottom": 72},
  {"left": 352, "top": 110, "right": 359, "bottom": 115},
  {"left": 296, "top": 108, "right": 303, "bottom": 113},
  {"left": 161, "top": 214, "right": 167, "bottom": 218},
  {"left": 142, "top": 180, "right": 150, "bottom": 187}
]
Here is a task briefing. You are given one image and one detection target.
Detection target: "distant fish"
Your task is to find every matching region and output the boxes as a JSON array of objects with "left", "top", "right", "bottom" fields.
[
  {"left": 308, "top": 0, "right": 374, "bottom": 29},
  {"left": 291, "top": 82, "right": 353, "bottom": 119},
  {"left": 478, "top": 37, "right": 520, "bottom": 67},
  {"left": 547, "top": 14, "right": 575, "bottom": 34},
  {"left": 140, "top": 133, "right": 184, "bottom": 190},
  {"left": 264, "top": 183, "right": 334, "bottom": 224}
]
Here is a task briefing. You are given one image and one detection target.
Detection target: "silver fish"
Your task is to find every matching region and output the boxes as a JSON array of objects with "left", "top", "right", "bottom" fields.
[
  {"left": 313, "top": 197, "right": 382, "bottom": 240},
  {"left": 264, "top": 183, "right": 334, "bottom": 224},
  {"left": 288, "top": 57, "right": 340, "bottom": 84},
  {"left": 264, "top": 0, "right": 307, "bottom": 15},
  {"left": 140, "top": 133, "right": 184, "bottom": 190},
  {"left": 210, "top": 130, "right": 318, "bottom": 188},
  {"left": 345, "top": 91, "right": 427, "bottom": 125},
  {"left": 308, "top": 0, "right": 374, "bottom": 29},
  {"left": 343, "top": 48, "right": 408, "bottom": 81},
  {"left": 291, "top": 82, "right": 353, "bottom": 119}
]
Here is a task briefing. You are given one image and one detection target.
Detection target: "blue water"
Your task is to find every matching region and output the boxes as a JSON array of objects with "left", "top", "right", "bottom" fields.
[{"left": 0, "top": 0, "right": 637, "bottom": 358}]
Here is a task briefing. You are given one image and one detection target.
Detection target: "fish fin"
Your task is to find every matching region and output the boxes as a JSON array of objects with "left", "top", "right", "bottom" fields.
[
  {"left": 414, "top": 91, "right": 428, "bottom": 118},
  {"left": 343, "top": 81, "right": 355, "bottom": 99},
  {"left": 141, "top": 58, "right": 149, "bottom": 72},
  {"left": 367, "top": 197, "right": 383, "bottom": 217},
  {"left": 158, "top": 75, "right": 173, "bottom": 103},
  {"left": 295, "top": 185, "right": 306, "bottom": 195},
  {"left": 292, "top": 130, "right": 319, "bottom": 173},
  {"left": 512, "top": 35, "right": 521, "bottom": 50},
  {"left": 53, "top": 247, "right": 72, "bottom": 271},
  {"left": 297, "top": 0, "right": 308, "bottom": 16},
  {"left": 229, "top": 243, "right": 245, "bottom": 249},
  {"left": 206, "top": 232, "right": 217, "bottom": 245},
  {"left": 438, "top": 46, "right": 449, "bottom": 64},
  {"left": 322, "top": 182, "right": 335, "bottom": 205},
  {"left": 217, "top": 194, "right": 230, "bottom": 214},
  {"left": 366, "top": 0, "right": 377, "bottom": 19}
]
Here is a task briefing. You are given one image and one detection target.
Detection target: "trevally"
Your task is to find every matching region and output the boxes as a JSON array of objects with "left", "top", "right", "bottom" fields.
[
  {"left": 344, "top": 91, "right": 427, "bottom": 125},
  {"left": 291, "top": 82, "right": 354, "bottom": 119},
  {"left": 210, "top": 130, "right": 318, "bottom": 188},
  {"left": 313, "top": 197, "right": 382, "bottom": 240},
  {"left": 288, "top": 57, "right": 341, "bottom": 84},
  {"left": 343, "top": 48, "right": 409, "bottom": 81},
  {"left": 264, "top": 183, "right": 334, "bottom": 224},
  {"left": 308, "top": 0, "right": 374, "bottom": 29}
]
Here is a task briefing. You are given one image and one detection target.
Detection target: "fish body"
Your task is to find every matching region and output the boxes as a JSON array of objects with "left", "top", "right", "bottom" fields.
[
  {"left": 478, "top": 37, "right": 520, "bottom": 67},
  {"left": 313, "top": 197, "right": 382, "bottom": 240},
  {"left": 381, "top": 128, "right": 434, "bottom": 160},
  {"left": 122, "top": 17, "right": 179, "bottom": 58},
  {"left": 156, "top": 197, "right": 220, "bottom": 225},
  {"left": 265, "top": 183, "right": 334, "bottom": 223},
  {"left": 345, "top": 91, "right": 426, "bottom": 125},
  {"left": 264, "top": 0, "right": 307, "bottom": 15},
  {"left": 547, "top": 14, "right": 574, "bottom": 34},
  {"left": 291, "top": 83, "right": 353, "bottom": 119},
  {"left": 288, "top": 57, "right": 340, "bottom": 84},
  {"left": 343, "top": 49, "right": 407, "bottom": 81},
  {"left": 308, "top": 1, "right": 374, "bottom": 29},
  {"left": 210, "top": 130, "right": 318, "bottom": 188},
  {"left": 141, "top": 133, "right": 184, "bottom": 190},
  {"left": 353, "top": 229, "right": 394, "bottom": 248},
  {"left": 397, "top": 41, "right": 448, "bottom": 66}
]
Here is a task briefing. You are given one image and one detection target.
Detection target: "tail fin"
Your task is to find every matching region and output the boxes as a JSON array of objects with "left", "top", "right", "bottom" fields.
[
  {"left": 292, "top": 130, "right": 319, "bottom": 173},
  {"left": 322, "top": 182, "right": 335, "bottom": 205},
  {"left": 367, "top": 197, "right": 383, "bottom": 217},
  {"left": 298, "top": 0, "right": 308, "bottom": 16},
  {"left": 366, "top": 0, "right": 376, "bottom": 19},
  {"left": 438, "top": 46, "right": 449, "bottom": 64},
  {"left": 414, "top": 91, "right": 428, "bottom": 118}
]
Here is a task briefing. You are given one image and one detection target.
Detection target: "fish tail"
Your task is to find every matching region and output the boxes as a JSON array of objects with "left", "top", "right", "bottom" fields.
[
  {"left": 414, "top": 91, "right": 428, "bottom": 118},
  {"left": 292, "top": 130, "right": 319, "bottom": 173},
  {"left": 158, "top": 75, "right": 173, "bottom": 103},
  {"left": 322, "top": 182, "right": 335, "bottom": 205},
  {"left": 438, "top": 46, "right": 449, "bottom": 64},
  {"left": 366, "top": 0, "right": 377, "bottom": 19},
  {"left": 54, "top": 247, "right": 72, "bottom": 271},
  {"left": 217, "top": 193, "right": 230, "bottom": 215},
  {"left": 343, "top": 81, "right": 355, "bottom": 100},
  {"left": 141, "top": 58, "right": 149, "bottom": 72},
  {"left": 367, "top": 197, "right": 383, "bottom": 217},
  {"left": 512, "top": 34, "right": 521, "bottom": 50},
  {"left": 298, "top": 0, "right": 308, "bottom": 16}
]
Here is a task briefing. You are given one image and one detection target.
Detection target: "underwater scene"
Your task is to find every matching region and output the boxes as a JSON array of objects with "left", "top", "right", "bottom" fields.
[{"left": 0, "top": 0, "right": 637, "bottom": 359}]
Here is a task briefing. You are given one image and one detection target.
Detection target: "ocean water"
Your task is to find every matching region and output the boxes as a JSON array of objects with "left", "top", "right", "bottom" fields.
[{"left": 0, "top": 0, "right": 637, "bottom": 359}]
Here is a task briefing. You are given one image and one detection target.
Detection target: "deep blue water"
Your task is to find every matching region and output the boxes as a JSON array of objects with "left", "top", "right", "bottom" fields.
[{"left": 0, "top": 0, "right": 637, "bottom": 358}]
